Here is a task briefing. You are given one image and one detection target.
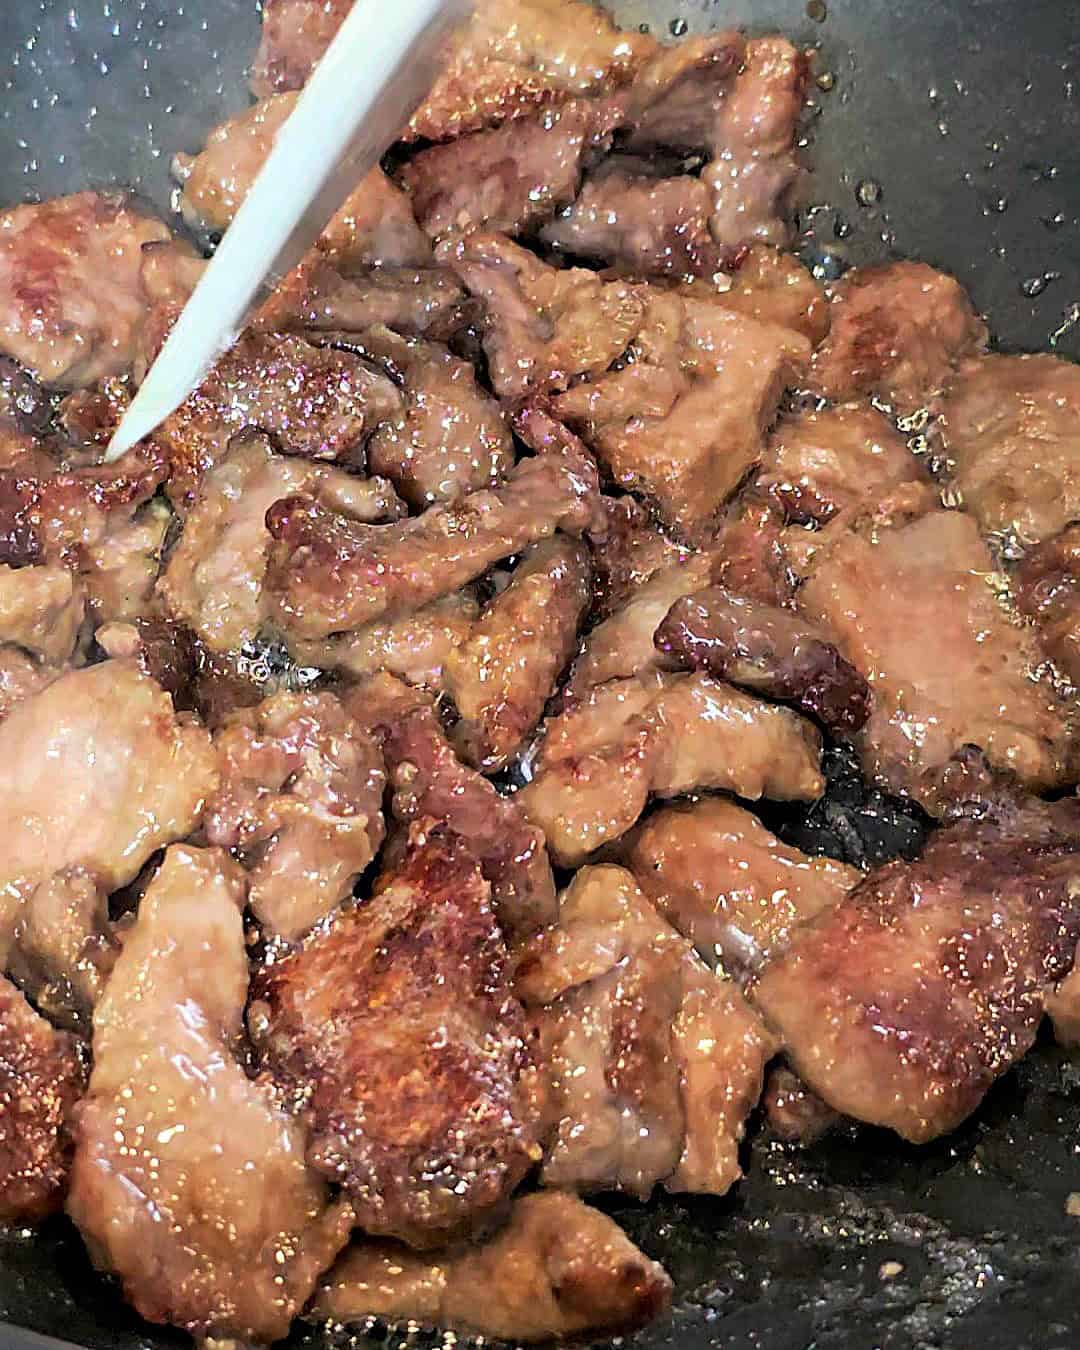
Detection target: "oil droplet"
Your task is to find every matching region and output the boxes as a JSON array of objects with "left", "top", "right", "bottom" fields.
[
  {"left": 806, "top": 0, "right": 827, "bottom": 21},
  {"left": 816, "top": 70, "right": 835, "bottom": 92},
  {"left": 1044, "top": 212, "right": 1067, "bottom": 230},
  {"left": 1021, "top": 271, "right": 1061, "bottom": 298},
  {"left": 669, "top": 17, "right": 688, "bottom": 36},
  {"left": 855, "top": 178, "right": 882, "bottom": 207},
  {"left": 638, "top": 21, "right": 650, "bottom": 33}
]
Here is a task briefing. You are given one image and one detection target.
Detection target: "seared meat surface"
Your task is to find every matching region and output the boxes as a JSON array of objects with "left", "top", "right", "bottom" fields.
[
  {"left": 0, "top": 974, "right": 86, "bottom": 1221},
  {"left": 798, "top": 487, "right": 1076, "bottom": 810},
  {"left": 68, "top": 845, "right": 353, "bottom": 1342},
  {"left": 313, "top": 1191, "right": 672, "bottom": 1340},
  {"left": 935, "top": 353, "right": 1080, "bottom": 546},
  {"left": 1017, "top": 523, "right": 1080, "bottom": 685},
  {"left": 520, "top": 670, "right": 823, "bottom": 866},
  {"left": 251, "top": 824, "right": 539, "bottom": 1247},
  {"left": 808, "top": 261, "right": 987, "bottom": 413},
  {"left": 517, "top": 865, "right": 777, "bottom": 1197},
  {"left": 622, "top": 796, "right": 857, "bottom": 975},
  {"left": 753, "top": 797, "right": 1080, "bottom": 1142}
]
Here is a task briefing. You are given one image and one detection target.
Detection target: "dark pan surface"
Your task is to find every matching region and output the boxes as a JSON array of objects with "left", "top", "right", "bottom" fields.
[{"left": 1, "top": 2, "right": 1079, "bottom": 1348}]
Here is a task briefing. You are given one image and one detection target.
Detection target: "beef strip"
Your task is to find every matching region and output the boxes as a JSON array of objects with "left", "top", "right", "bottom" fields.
[
  {"left": 259, "top": 255, "right": 471, "bottom": 339},
  {"left": 623, "top": 31, "right": 745, "bottom": 154},
  {"left": 758, "top": 402, "right": 927, "bottom": 527},
  {"left": 7, "top": 868, "right": 115, "bottom": 1029},
  {"left": 934, "top": 353, "right": 1080, "bottom": 546},
  {"left": 202, "top": 689, "right": 386, "bottom": 941},
  {"left": 67, "top": 844, "right": 353, "bottom": 1342},
  {"left": 519, "top": 670, "right": 824, "bottom": 867},
  {"left": 294, "top": 589, "right": 480, "bottom": 688},
  {"left": 554, "top": 285, "right": 809, "bottom": 540},
  {"left": 678, "top": 243, "right": 829, "bottom": 343},
  {"left": 655, "top": 584, "right": 872, "bottom": 733},
  {"left": 541, "top": 169, "right": 731, "bottom": 278},
  {"left": 351, "top": 325, "right": 514, "bottom": 508},
  {"left": 401, "top": 97, "right": 625, "bottom": 239},
  {"left": 250, "top": 823, "right": 540, "bottom": 1247},
  {"left": 345, "top": 674, "right": 557, "bottom": 940},
  {"left": 154, "top": 330, "right": 401, "bottom": 512},
  {"left": 437, "top": 230, "right": 645, "bottom": 399},
  {"left": 761, "top": 1064, "right": 839, "bottom": 1144},
  {"left": 703, "top": 36, "right": 806, "bottom": 251},
  {"left": 797, "top": 486, "right": 1077, "bottom": 812},
  {"left": 807, "top": 261, "right": 987, "bottom": 414},
  {"left": 158, "top": 433, "right": 404, "bottom": 654},
  {"left": 752, "top": 796, "right": 1080, "bottom": 1143},
  {"left": 251, "top": 0, "right": 656, "bottom": 140},
  {"left": 516, "top": 865, "right": 777, "bottom": 1198},
  {"left": 0, "top": 660, "right": 217, "bottom": 964},
  {"left": 566, "top": 552, "right": 715, "bottom": 699},
  {"left": 0, "top": 974, "right": 86, "bottom": 1221},
  {"left": 446, "top": 536, "right": 590, "bottom": 771},
  {"left": 0, "top": 192, "right": 200, "bottom": 388},
  {"left": 265, "top": 403, "right": 600, "bottom": 640},
  {"left": 175, "top": 94, "right": 432, "bottom": 267},
  {"left": 621, "top": 796, "right": 858, "bottom": 976},
  {"left": 0, "top": 443, "right": 166, "bottom": 568},
  {"left": 312, "top": 1191, "right": 672, "bottom": 1340},
  {"left": 1016, "top": 523, "right": 1080, "bottom": 685},
  {"left": 587, "top": 494, "right": 689, "bottom": 619},
  {"left": 0, "top": 563, "right": 84, "bottom": 663}
]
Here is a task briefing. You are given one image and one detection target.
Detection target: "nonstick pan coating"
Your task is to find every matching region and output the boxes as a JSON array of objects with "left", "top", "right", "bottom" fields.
[{"left": 1, "top": 3, "right": 1079, "bottom": 1348}]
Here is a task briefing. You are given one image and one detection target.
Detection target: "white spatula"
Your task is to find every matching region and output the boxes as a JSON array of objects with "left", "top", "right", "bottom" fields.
[{"left": 106, "top": 0, "right": 470, "bottom": 461}]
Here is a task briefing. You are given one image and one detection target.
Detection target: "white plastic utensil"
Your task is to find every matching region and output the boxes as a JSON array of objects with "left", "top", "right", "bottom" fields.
[{"left": 106, "top": 0, "right": 470, "bottom": 461}]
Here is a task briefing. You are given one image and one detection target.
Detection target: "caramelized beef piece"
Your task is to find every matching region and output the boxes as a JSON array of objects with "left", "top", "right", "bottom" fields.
[
  {"left": 260, "top": 256, "right": 470, "bottom": 339},
  {"left": 808, "top": 261, "right": 987, "bottom": 414},
  {"left": 175, "top": 95, "right": 431, "bottom": 267},
  {"left": 0, "top": 192, "right": 200, "bottom": 388},
  {"left": 346, "top": 676, "right": 557, "bottom": 940},
  {"left": 253, "top": 0, "right": 654, "bottom": 140},
  {"left": 1046, "top": 958, "right": 1080, "bottom": 1049},
  {"left": 295, "top": 590, "right": 480, "bottom": 688},
  {"left": 542, "top": 169, "right": 730, "bottom": 278},
  {"left": 517, "top": 865, "right": 776, "bottom": 1197},
  {"left": 624, "top": 31, "right": 745, "bottom": 153},
  {"left": 0, "top": 563, "right": 84, "bottom": 663},
  {"left": 0, "top": 443, "right": 166, "bottom": 568},
  {"left": 266, "top": 406, "right": 599, "bottom": 640},
  {"left": 354, "top": 325, "right": 513, "bottom": 507},
  {"left": 519, "top": 671, "right": 823, "bottom": 867},
  {"left": 8, "top": 868, "right": 115, "bottom": 1028},
  {"left": 587, "top": 495, "right": 689, "bottom": 619},
  {"left": 156, "top": 331, "right": 401, "bottom": 511},
  {"left": 567, "top": 552, "right": 714, "bottom": 698},
  {"left": 752, "top": 797, "right": 1080, "bottom": 1142},
  {"left": 704, "top": 36, "right": 806, "bottom": 250},
  {"left": 555, "top": 285, "right": 809, "bottom": 540},
  {"left": 0, "top": 974, "right": 86, "bottom": 1220},
  {"left": 251, "top": 825, "right": 539, "bottom": 1247},
  {"left": 935, "top": 353, "right": 1080, "bottom": 545},
  {"left": 446, "top": 536, "right": 590, "bottom": 771},
  {"left": 762, "top": 1064, "right": 839, "bottom": 1144},
  {"left": 68, "top": 845, "right": 352, "bottom": 1342},
  {"left": 439, "top": 231, "right": 645, "bottom": 399},
  {"left": 798, "top": 488, "right": 1076, "bottom": 811},
  {"left": 759, "top": 403, "right": 926, "bottom": 526},
  {"left": 94, "top": 617, "right": 198, "bottom": 709},
  {"left": 313, "top": 1191, "right": 671, "bottom": 1340},
  {"left": 622, "top": 796, "right": 857, "bottom": 976},
  {"left": 159, "top": 434, "right": 403, "bottom": 653},
  {"left": 80, "top": 498, "right": 171, "bottom": 626},
  {"left": 203, "top": 690, "right": 386, "bottom": 940},
  {"left": 401, "top": 97, "right": 624, "bottom": 239},
  {"left": 678, "top": 244, "right": 829, "bottom": 344},
  {"left": 1016, "top": 523, "right": 1080, "bottom": 685},
  {"left": 656, "top": 584, "right": 872, "bottom": 732},
  {"left": 0, "top": 661, "right": 217, "bottom": 963}
]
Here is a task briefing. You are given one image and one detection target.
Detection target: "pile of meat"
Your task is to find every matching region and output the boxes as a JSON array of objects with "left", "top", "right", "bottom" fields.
[{"left": 1, "top": 0, "right": 1079, "bottom": 1344}]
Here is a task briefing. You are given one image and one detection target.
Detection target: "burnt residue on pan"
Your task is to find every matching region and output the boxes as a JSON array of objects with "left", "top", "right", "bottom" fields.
[{"left": 1, "top": 2, "right": 1079, "bottom": 1349}]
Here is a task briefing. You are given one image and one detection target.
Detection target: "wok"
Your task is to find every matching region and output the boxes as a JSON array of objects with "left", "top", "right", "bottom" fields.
[{"left": 1, "top": 2, "right": 1079, "bottom": 1347}]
